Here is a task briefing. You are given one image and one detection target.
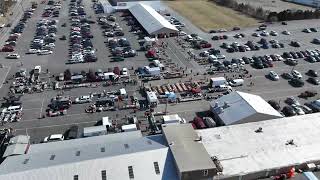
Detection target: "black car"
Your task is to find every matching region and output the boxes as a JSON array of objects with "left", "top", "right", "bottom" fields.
[
  {"left": 281, "top": 72, "right": 293, "bottom": 79},
  {"left": 282, "top": 106, "right": 297, "bottom": 116},
  {"left": 308, "top": 69, "right": 318, "bottom": 77},
  {"left": 268, "top": 100, "right": 281, "bottom": 110},
  {"left": 290, "top": 41, "right": 300, "bottom": 47},
  {"left": 289, "top": 78, "right": 304, "bottom": 87},
  {"left": 306, "top": 56, "right": 317, "bottom": 63},
  {"left": 307, "top": 77, "right": 320, "bottom": 85},
  {"left": 310, "top": 27, "right": 318, "bottom": 32},
  {"left": 283, "top": 52, "right": 293, "bottom": 59}
]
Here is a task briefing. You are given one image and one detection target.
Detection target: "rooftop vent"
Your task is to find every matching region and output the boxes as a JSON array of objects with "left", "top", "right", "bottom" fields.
[
  {"left": 194, "top": 136, "right": 202, "bottom": 142},
  {"left": 255, "top": 127, "right": 263, "bottom": 133},
  {"left": 128, "top": 166, "right": 134, "bottom": 179},
  {"left": 223, "top": 102, "right": 229, "bottom": 109},
  {"left": 153, "top": 162, "right": 160, "bottom": 175},
  {"left": 50, "top": 155, "right": 55, "bottom": 160},
  {"left": 76, "top": 151, "right": 80, "bottom": 156}
]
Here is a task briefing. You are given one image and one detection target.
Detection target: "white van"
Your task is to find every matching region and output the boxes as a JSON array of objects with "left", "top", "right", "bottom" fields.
[
  {"left": 215, "top": 85, "right": 232, "bottom": 92},
  {"left": 229, "top": 79, "right": 244, "bottom": 87}
]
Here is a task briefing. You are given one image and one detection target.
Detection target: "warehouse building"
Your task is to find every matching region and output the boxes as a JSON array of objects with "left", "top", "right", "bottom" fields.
[
  {"left": 0, "top": 131, "right": 179, "bottom": 180},
  {"left": 210, "top": 91, "right": 283, "bottom": 125},
  {"left": 198, "top": 113, "right": 320, "bottom": 179},
  {"left": 129, "top": 3, "right": 178, "bottom": 37},
  {"left": 287, "top": 0, "right": 320, "bottom": 8}
]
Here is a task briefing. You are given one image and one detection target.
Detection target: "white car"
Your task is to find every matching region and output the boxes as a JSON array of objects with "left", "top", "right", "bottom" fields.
[
  {"left": 48, "top": 43, "right": 55, "bottom": 48},
  {"left": 292, "top": 70, "right": 302, "bottom": 79},
  {"left": 6, "top": 53, "right": 20, "bottom": 59},
  {"left": 269, "top": 71, "right": 279, "bottom": 81},
  {"left": 38, "top": 50, "right": 53, "bottom": 55},
  {"left": 43, "top": 134, "right": 64, "bottom": 143},
  {"left": 275, "top": 54, "right": 284, "bottom": 61},
  {"left": 291, "top": 104, "right": 305, "bottom": 115},
  {"left": 122, "top": 68, "right": 129, "bottom": 76},
  {"left": 74, "top": 95, "right": 92, "bottom": 104},
  {"left": 28, "top": 49, "right": 40, "bottom": 54},
  {"left": 178, "top": 31, "right": 187, "bottom": 36},
  {"left": 260, "top": 31, "right": 269, "bottom": 36},
  {"left": 282, "top": 30, "right": 290, "bottom": 35}
]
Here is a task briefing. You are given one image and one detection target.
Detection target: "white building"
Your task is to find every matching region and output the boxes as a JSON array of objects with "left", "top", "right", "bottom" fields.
[
  {"left": 210, "top": 91, "right": 283, "bottom": 125},
  {"left": 198, "top": 113, "right": 320, "bottom": 179},
  {"left": 129, "top": 3, "right": 178, "bottom": 36},
  {"left": 0, "top": 131, "right": 179, "bottom": 180}
]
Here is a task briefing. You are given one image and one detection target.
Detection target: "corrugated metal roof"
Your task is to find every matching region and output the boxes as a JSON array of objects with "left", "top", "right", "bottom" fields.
[
  {"left": 0, "top": 134, "right": 178, "bottom": 180},
  {"left": 129, "top": 3, "right": 178, "bottom": 35},
  {"left": 210, "top": 91, "right": 282, "bottom": 125}
]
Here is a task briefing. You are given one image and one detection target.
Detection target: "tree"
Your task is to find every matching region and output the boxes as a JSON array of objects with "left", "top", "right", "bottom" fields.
[{"left": 64, "top": 69, "right": 71, "bottom": 81}]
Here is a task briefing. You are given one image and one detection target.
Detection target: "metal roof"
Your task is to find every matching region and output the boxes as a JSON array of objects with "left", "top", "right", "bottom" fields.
[
  {"left": 0, "top": 134, "right": 179, "bottom": 180},
  {"left": 129, "top": 3, "right": 178, "bottom": 35},
  {"left": 198, "top": 113, "right": 320, "bottom": 178},
  {"left": 9, "top": 135, "right": 29, "bottom": 144},
  {"left": 210, "top": 91, "right": 282, "bottom": 125},
  {"left": 28, "top": 131, "right": 142, "bottom": 154},
  {"left": 3, "top": 144, "right": 29, "bottom": 157},
  {"left": 162, "top": 124, "right": 217, "bottom": 173}
]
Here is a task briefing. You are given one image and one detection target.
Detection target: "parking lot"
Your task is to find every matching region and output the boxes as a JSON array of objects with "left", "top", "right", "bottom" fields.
[{"left": 1, "top": 0, "right": 320, "bottom": 143}]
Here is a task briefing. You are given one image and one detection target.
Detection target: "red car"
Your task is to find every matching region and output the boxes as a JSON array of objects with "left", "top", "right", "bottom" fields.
[
  {"left": 2, "top": 46, "right": 14, "bottom": 52},
  {"left": 201, "top": 43, "right": 212, "bottom": 48}
]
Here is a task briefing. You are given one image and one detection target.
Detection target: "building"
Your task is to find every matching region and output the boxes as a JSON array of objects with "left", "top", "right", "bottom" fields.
[
  {"left": 108, "top": 0, "right": 157, "bottom": 6},
  {"left": 129, "top": 3, "right": 178, "bottom": 36},
  {"left": 210, "top": 91, "right": 283, "bottom": 125},
  {"left": 287, "top": 0, "right": 320, "bottom": 8},
  {"left": 0, "top": 131, "right": 179, "bottom": 180},
  {"left": 197, "top": 113, "right": 320, "bottom": 179},
  {"left": 162, "top": 124, "right": 218, "bottom": 180}
]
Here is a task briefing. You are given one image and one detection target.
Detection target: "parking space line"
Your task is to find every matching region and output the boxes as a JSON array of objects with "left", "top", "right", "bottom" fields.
[
  {"left": 23, "top": 107, "right": 42, "bottom": 111},
  {"left": 15, "top": 120, "right": 97, "bottom": 131}
]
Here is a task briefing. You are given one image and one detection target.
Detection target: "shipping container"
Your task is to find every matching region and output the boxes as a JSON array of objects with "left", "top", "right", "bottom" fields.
[{"left": 193, "top": 117, "right": 206, "bottom": 129}]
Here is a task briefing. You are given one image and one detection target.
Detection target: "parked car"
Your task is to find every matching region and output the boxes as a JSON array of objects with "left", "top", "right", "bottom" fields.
[
  {"left": 307, "top": 77, "right": 320, "bottom": 85},
  {"left": 6, "top": 53, "right": 20, "bottom": 59},
  {"left": 285, "top": 96, "right": 300, "bottom": 106},
  {"left": 43, "top": 134, "right": 64, "bottom": 143},
  {"left": 291, "top": 70, "right": 302, "bottom": 79},
  {"left": 282, "top": 106, "right": 297, "bottom": 116},
  {"left": 268, "top": 100, "right": 281, "bottom": 110},
  {"left": 269, "top": 71, "right": 279, "bottom": 81},
  {"left": 74, "top": 95, "right": 92, "bottom": 104},
  {"left": 308, "top": 69, "right": 318, "bottom": 77},
  {"left": 291, "top": 104, "right": 305, "bottom": 115}
]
